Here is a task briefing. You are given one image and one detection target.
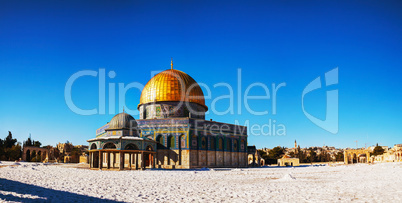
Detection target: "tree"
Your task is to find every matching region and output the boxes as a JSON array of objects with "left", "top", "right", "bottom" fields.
[
  {"left": 335, "top": 152, "right": 344, "bottom": 162},
  {"left": 0, "top": 138, "right": 4, "bottom": 160},
  {"left": 4, "top": 131, "right": 17, "bottom": 148},
  {"left": 371, "top": 144, "right": 385, "bottom": 156},
  {"left": 23, "top": 137, "right": 33, "bottom": 147},
  {"left": 307, "top": 148, "right": 318, "bottom": 163},
  {"left": 33, "top": 141, "right": 42, "bottom": 147},
  {"left": 1, "top": 132, "right": 21, "bottom": 161},
  {"left": 7, "top": 143, "right": 22, "bottom": 161},
  {"left": 263, "top": 146, "right": 286, "bottom": 165}
]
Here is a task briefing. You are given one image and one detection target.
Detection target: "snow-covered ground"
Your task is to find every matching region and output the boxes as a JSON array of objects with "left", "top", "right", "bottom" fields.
[{"left": 1, "top": 161, "right": 401, "bottom": 202}]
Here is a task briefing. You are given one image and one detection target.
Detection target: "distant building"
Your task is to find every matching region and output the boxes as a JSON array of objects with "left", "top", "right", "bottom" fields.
[
  {"left": 278, "top": 155, "right": 299, "bottom": 167},
  {"left": 57, "top": 142, "right": 74, "bottom": 156},
  {"left": 373, "top": 144, "right": 402, "bottom": 162}
]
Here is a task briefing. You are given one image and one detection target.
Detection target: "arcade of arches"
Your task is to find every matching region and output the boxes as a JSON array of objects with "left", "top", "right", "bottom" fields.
[
  {"left": 344, "top": 149, "right": 371, "bottom": 164},
  {"left": 88, "top": 141, "right": 156, "bottom": 170},
  {"left": 22, "top": 146, "right": 50, "bottom": 162}
]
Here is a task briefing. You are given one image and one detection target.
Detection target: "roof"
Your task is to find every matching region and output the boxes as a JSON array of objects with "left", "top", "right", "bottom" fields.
[{"left": 138, "top": 69, "right": 207, "bottom": 109}]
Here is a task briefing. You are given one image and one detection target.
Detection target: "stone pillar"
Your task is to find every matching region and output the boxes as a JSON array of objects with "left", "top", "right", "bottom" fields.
[
  {"left": 99, "top": 151, "right": 103, "bottom": 169},
  {"left": 92, "top": 152, "right": 95, "bottom": 168},
  {"left": 141, "top": 152, "right": 145, "bottom": 170},
  {"left": 129, "top": 153, "right": 132, "bottom": 169},
  {"left": 113, "top": 152, "right": 116, "bottom": 168},
  {"left": 135, "top": 153, "right": 139, "bottom": 170},
  {"left": 152, "top": 153, "right": 156, "bottom": 169},
  {"left": 107, "top": 152, "right": 110, "bottom": 169},
  {"left": 344, "top": 151, "right": 348, "bottom": 165},
  {"left": 89, "top": 152, "right": 92, "bottom": 168},
  {"left": 119, "top": 152, "right": 124, "bottom": 170}
]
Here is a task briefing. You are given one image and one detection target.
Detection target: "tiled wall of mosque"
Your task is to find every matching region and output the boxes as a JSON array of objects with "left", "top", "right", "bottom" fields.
[
  {"left": 138, "top": 118, "right": 248, "bottom": 169},
  {"left": 139, "top": 102, "right": 206, "bottom": 120}
]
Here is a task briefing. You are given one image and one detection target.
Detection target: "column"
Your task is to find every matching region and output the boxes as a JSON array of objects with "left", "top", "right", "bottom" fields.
[
  {"left": 344, "top": 151, "right": 348, "bottom": 164},
  {"left": 99, "top": 151, "right": 103, "bottom": 169},
  {"left": 119, "top": 152, "right": 124, "bottom": 170},
  {"left": 141, "top": 152, "right": 145, "bottom": 170},
  {"left": 113, "top": 152, "right": 116, "bottom": 168},
  {"left": 135, "top": 153, "right": 139, "bottom": 170},
  {"left": 152, "top": 153, "right": 156, "bottom": 169},
  {"left": 91, "top": 152, "right": 94, "bottom": 168},
  {"left": 129, "top": 153, "right": 132, "bottom": 169},
  {"left": 107, "top": 152, "right": 110, "bottom": 169},
  {"left": 88, "top": 152, "right": 91, "bottom": 168}
]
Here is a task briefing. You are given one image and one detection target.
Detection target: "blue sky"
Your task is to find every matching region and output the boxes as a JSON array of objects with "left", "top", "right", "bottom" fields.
[{"left": 0, "top": 0, "right": 401, "bottom": 149}]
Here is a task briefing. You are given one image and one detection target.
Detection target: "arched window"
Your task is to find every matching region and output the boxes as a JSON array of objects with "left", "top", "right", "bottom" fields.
[
  {"left": 90, "top": 143, "right": 97, "bottom": 150},
  {"left": 103, "top": 142, "right": 117, "bottom": 149},
  {"left": 180, "top": 135, "right": 186, "bottom": 149},
  {"left": 192, "top": 135, "right": 197, "bottom": 148},
  {"left": 218, "top": 138, "right": 223, "bottom": 150},
  {"left": 226, "top": 139, "right": 232, "bottom": 152},
  {"left": 156, "top": 135, "right": 163, "bottom": 145},
  {"left": 201, "top": 137, "right": 206, "bottom": 149},
  {"left": 146, "top": 145, "right": 153, "bottom": 151},
  {"left": 26, "top": 149, "right": 31, "bottom": 161},
  {"left": 210, "top": 137, "right": 216, "bottom": 150},
  {"left": 233, "top": 139, "right": 238, "bottom": 152},
  {"left": 125, "top": 143, "right": 139, "bottom": 150},
  {"left": 168, "top": 136, "right": 175, "bottom": 148}
]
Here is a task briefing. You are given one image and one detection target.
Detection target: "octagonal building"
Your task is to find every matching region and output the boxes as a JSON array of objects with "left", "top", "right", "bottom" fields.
[{"left": 89, "top": 61, "right": 248, "bottom": 170}]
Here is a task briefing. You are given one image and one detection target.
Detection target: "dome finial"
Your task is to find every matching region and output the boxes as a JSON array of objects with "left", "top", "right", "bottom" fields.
[
  {"left": 123, "top": 106, "right": 125, "bottom": 113},
  {"left": 171, "top": 57, "right": 173, "bottom": 70}
]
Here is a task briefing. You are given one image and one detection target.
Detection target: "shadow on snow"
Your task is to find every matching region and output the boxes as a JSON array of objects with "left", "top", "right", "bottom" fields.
[{"left": 0, "top": 178, "right": 124, "bottom": 203}]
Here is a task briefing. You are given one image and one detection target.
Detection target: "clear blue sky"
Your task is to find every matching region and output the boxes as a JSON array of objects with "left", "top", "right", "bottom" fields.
[{"left": 0, "top": 0, "right": 401, "bottom": 149}]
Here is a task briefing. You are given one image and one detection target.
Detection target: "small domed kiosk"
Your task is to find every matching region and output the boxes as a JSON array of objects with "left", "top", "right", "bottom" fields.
[{"left": 87, "top": 111, "right": 157, "bottom": 170}]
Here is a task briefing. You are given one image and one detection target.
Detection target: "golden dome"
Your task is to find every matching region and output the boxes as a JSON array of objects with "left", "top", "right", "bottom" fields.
[{"left": 139, "top": 69, "right": 207, "bottom": 109}]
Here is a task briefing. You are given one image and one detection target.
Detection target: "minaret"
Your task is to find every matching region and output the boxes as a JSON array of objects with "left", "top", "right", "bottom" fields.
[{"left": 294, "top": 140, "right": 297, "bottom": 148}]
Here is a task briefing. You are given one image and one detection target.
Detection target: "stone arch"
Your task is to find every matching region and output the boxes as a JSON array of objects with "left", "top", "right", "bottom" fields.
[
  {"left": 179, "top": 134, "right": 186, "bottom": 149},
  {"left": 226, "top": 138, "right": 232, "bottom": 152},
  {"left": 218, "top": 137, "right": 223, "bottom": 150},
  {"left": 191, "top": 135, "right": 197, "bottom": 149},
  {"left": 31, "top": 150, "right": 37, "bottom": 161},
  {"left": 233, "top": 139, "right": 239, "bottom": 152},
  {"left": 146, "top": 145, "right": 154, "bottom": 151},
  {"left": 42, "top": 150, "right": 48, "bottom": 161},
  {"left": 167, "top": 135, "right": 175, "bottom": 148},
  {"left": 210, "top": 136, "right": 216, "bottom": 150},
  {"left": 124, "top": 143, "right": 139, "bottom": 150},
  {"left": 240, "top": 139, "right": 245, "bottom": 152},
  {"left": 26, "top": 149, "right": 31, "bottom": 162},
  {"left": 200, "top": 136, "right": 207, "bottom": 150},
  {"left": 352, "top": 153, "right": 357, "bottom": 163},
  {"left": 103, "top": 142, "right": 117, "bottom": 149},
  {"left": 90, "top": 143, "right": 97, "bottom": 150},
  {"left": 156, "top": 134, "right": 163, "bottom": 145}
]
